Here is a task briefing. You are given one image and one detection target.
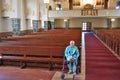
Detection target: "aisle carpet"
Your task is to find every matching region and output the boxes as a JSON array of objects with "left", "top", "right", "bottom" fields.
[{"left": 85, "top": 32, "right": 120, "bottom": 80}]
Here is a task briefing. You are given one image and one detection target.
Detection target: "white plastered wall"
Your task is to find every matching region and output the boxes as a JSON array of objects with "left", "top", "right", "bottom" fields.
[
  {"left": 0, "top": 0, "right": 12, "bottom": 32},
  {"left": 39, "top": 0, "right": 48, "bottom": 28},
  {"left": 54, "top": 19, "right": 65, "bottom": 28},
  {"left": 25, "top": 0, "right": 41, "bottom": 30},
  {"left": 0, "top": 18, "right": 12, "bottom": 32},
  {"left": 111, "top": 18, "right": 120, "bottom": 28},
  {"left": 81, "top": 18, "right": 108, "bottom": 28},
  {"left": 0, "top": 0, "right": 27, "bottom": 32},
  {"left": 19, "top": 0, "right": 26, "bottom": 31},
  {"left": 25, "top": 0, "right": 39, "bottom": 19},
  {"left": 69, "top": 18, "right": 83, "bottom": 28},
  {"left": 55, "top": 18, "right": 108, "bottom": 29}
]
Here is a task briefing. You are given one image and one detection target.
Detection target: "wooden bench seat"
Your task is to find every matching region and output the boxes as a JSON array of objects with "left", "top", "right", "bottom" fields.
[
  {"left": 28, "top": 29, "right": 81, "bottom": 35},
  {"left": 0, "top": 29, "right": 81, "bottom": 71},
  {"left": 0, "top": 40, "right": 81, "bottom": 47},
  {"left": 0, "top": 45, "right": 80, "bottom": 70},
  {"left": 2, "top": 37, "right": 80, "bottom": 42},
  {"left": 1, "top": 56, "right": 24, "bottom": 61},
  {"left": 95, "top": 29, "right": 120, "bottom": 56},
  {"left": 1, "top": 30, "right": 81, "bottom": 41},
  {"left": 0, "top": 45, "right": 65, "bottom": 69}
]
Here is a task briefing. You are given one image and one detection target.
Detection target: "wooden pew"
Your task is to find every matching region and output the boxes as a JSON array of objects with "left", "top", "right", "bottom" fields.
[
  {"left": 0, "top": 45, "right": 65, "bottom": 69},
  {"left": 0, "top": 29, "right": 81, "bottom": 71},
  {"left": 0, "top": 40, "right": 80, "bottom": 47},
  {"left": 94, "top": 29, "right": 120, "bottom": 56},
  {"left": 0, "top": 45, "right": 81, "bottom": 69},
  {"left": 1, "top": 29, "right": 81, "bottom": 41}
]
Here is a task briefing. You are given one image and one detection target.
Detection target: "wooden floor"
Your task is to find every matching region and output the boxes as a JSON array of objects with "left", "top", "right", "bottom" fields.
[
  {"left": 0, "top": 29, "right": 82, "bottom": 80},
  {"left": 0, "top": 66, "right": 55, "bottom": 80}
]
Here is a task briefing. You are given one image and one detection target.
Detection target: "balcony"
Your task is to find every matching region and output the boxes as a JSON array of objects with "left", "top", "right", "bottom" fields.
[{"left": 48, "top": 9, "right": 120, "bottom": 18}]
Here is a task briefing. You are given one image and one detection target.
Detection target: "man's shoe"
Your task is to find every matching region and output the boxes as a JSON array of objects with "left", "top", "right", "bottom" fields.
[
  {"left": 67, "top": 70, "right": 72, "bottom": 74},
  {"left": 73, "top": 72, "right": 76, "bottom": 75}
]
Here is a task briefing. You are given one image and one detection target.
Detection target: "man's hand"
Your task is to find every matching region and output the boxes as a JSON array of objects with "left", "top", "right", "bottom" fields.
[{"left": 67, "top": 56, "right": 73, "bottom": 61}]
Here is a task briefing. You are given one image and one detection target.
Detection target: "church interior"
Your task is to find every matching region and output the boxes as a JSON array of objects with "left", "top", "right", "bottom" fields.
[{"left": 0, "top": 0, "right": 120, "bottom": 80}]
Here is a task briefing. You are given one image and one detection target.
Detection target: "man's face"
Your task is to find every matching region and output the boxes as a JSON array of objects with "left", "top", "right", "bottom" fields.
[{"left": 70, "top": 41, "right": 75, "bottom": 47}]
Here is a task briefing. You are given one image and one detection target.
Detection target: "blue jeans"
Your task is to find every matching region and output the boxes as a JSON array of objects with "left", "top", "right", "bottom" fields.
[{"left": 67, "top": 59, "right": 77, "bottom": 72}]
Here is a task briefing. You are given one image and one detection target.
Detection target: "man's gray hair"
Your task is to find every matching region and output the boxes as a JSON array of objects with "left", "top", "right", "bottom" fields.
[{"left": 70, "top": 40, "right": 75, "bottom": 44}]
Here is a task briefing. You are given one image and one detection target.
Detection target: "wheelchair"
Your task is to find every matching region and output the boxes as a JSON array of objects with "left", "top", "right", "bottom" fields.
[{"left": 60, "top": 55, "right": 81, "bottom": 80}]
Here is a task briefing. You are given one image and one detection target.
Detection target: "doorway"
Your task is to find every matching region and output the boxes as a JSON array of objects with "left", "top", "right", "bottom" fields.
[{"left": 82, "top": 22, "right": 92, "bottom": 31}]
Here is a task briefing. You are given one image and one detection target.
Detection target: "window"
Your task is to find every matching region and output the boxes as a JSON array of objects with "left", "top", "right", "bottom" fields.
[
  {"left": 116, "top": 1, "right": 120, "bottom": 9},
  {"left": 55, "top": 2, "right": 62, "bottom": 10},
  {"left": 82, "top": 22, "right": 87, "bottom": 30}
]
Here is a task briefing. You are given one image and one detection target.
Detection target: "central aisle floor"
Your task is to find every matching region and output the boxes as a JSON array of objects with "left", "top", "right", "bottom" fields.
[{"left": 85, "top": 32, "right": 120, "bottom": 80}]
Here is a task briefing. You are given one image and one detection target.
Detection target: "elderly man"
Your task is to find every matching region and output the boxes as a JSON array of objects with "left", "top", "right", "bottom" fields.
[{"left": 64, "top": 40, "right": 80, "bottom": 75}]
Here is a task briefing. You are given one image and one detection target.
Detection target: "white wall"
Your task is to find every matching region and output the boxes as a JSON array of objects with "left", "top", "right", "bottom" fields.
[
  {"left": 55, "top": 19, "right": 65, "bottom": 28},
  {"left": 112, "top": 18, "right": 120, "bottom": 28},
  {"left": 26, "top": 19, "right": 33, "bottom": 30},
  {"left": 0, "top": 0, "right": 12, "bottom": 32},
  {"left": 39, "top": 0, "right": 48, "bottom": 28},
  {"left": 0, "top": 0, "right": 120, "bottom": 33},
  {"left": 117, "top": 18, "right": 120, "bottom": 27},
  {"left": 0, "top": 0, "right": 24, "bottom": 32},
  {"left": 1, "top": 0, "right": 13, "bottom": 18},
  {"left": 26, "top": 0, "right": 39, "bottom": 19},
  {"left": 0, "top": 0, "right": 42, "bottom": 33},
  {"left": 82, "top": 18, "right": 108, "bottom": 28},
  {"left": 54, "top": 18, "right": 108, "bottom": 29},
  {"left": 1, "top": 18, "right": 12, "bottom": 32},
  {"left": 19, "top": 0, "right": 26, "bottom": 31},
  {"left": 69, "top": 18, "right": 82, "bottom": 28}
]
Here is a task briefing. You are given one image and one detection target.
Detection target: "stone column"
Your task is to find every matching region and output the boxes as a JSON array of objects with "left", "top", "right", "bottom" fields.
[
  {"left": 51, "top": 21, "right": 55, "bottom": 29},
  {"left": 12, "top": 18, "right": 21, "bottom": 36},
  {"left": 44, "top": 21, "right": 51, "bottom": 30},
  {"left": 32, "top": 20, "right": 39, "bottom": 32},
  {"left": 40, "top": 0, "right": 49, "bottom": 30},
  {"left": 107, "top": 18, "right": 112, "bottom": 29}
]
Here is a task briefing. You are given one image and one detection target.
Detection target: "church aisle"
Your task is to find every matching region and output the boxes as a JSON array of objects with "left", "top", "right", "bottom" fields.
[{"left": 85, "top": 32, "right": 120, "bottom": 80}]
